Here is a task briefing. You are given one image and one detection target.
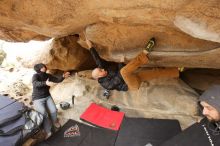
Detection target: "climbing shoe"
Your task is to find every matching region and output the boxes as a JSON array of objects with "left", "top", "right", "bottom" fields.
[
  {"left": 145, "top": 37, "right": 155, "bottom": 52},
  {"left": 178, "top": 67, "right": 185, "bottom": 72}
]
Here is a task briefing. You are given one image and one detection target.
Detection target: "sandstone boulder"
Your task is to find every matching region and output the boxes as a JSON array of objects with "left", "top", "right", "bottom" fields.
[
  {"left": 175, "top": 0, "right": 220, "bottom": 43},
  {"left": 46, "top": 35, "right": 96, "bottom": 71},
  {"left": 0, "top": 0, "right": 220, "bottom": 69},
  {"left": 18, "top": 36, "right": 96, "bottom": 71}
]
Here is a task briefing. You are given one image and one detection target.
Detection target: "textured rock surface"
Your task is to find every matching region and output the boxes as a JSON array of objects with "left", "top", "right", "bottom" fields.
[
  {"left": 51, "top": 75, "right": 200, "bottom": 129},
  {"left": 0, "top": 0, "right": 220, "bottom": 69},
  {"left": 0, "top": 67, "right": 34, "bottom": 107},
  {"left": 174, "top": 0, "right": 220, "bottom": 43},
  {"left": 46, "top": 35, "right": 96, "bottom": 71},
  {"left": 14, "top": 36, "right": 96, "bottom": 71}
]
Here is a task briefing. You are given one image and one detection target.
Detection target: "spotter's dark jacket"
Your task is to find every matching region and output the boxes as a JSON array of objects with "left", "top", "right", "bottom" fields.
[{"left": 32, "top": 72, "right": 64, "bottom": 100}]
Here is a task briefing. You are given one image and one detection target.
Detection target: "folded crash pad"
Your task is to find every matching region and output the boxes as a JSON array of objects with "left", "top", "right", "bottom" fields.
[
  {"left": 80, "top": 103, "right": 124, "bottom": 131},
  {"left": 160, "top": 118, "right": 220, "bottom": 146},
  {"left": 0, "top": 95, "right": 15, "bottom": 109},
  {"left": 115, "top": 117, "right": 182, "bottom": 146},
  {"left": 36, "top": 119, "right": 118, "bottom": 146}
]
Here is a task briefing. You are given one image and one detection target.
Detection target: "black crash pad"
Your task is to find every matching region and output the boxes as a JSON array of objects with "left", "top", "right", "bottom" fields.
[
  {"left": 36, "top": 119, "right": 118, "bottom": 146},
  {"left": 160, "top": 118, "right": 220, "bottom": 146},
  {"left": 36, "top": 117, "right": 182, "bottom": 146},
  {"left": 115, "top": 117, "right": 181, "bottom": 146}
]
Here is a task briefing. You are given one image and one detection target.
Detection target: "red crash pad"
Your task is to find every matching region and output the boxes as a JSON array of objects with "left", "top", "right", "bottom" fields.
[{"left": 80, "top": 103, "right": 124, "bottom": 131}]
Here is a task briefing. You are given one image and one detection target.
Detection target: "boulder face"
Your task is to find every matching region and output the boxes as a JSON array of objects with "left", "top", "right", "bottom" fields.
[
  {"left": 174, "top": 0, "right": 220, "bottom": 43},
  {"left": 0, "top": 0, "right": 220, "bottom": 69},
  {"left": 17, "top": 36, "right": 96, "bottom": 71},
  {"left": 46, "top": 35, "right": 96, "bottom": 71}
]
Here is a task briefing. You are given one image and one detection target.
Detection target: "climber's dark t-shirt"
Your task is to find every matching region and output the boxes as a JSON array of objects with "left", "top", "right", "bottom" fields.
[{"left": 90, "top": 47, "right": 128, "bottom": 91}]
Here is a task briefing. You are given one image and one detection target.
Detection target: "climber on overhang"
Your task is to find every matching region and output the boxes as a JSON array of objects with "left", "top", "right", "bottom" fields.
[{"left": 86, "top": 37, "right": 179, "bottom": 92}]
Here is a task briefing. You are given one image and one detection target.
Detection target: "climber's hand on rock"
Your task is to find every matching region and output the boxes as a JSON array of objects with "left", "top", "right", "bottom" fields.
[
  {"left": 85, "top": 39, "right": 93, "bottom": 49},
  {"left": 63, "top": 72, "right": 70, "bottom": 78}
]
